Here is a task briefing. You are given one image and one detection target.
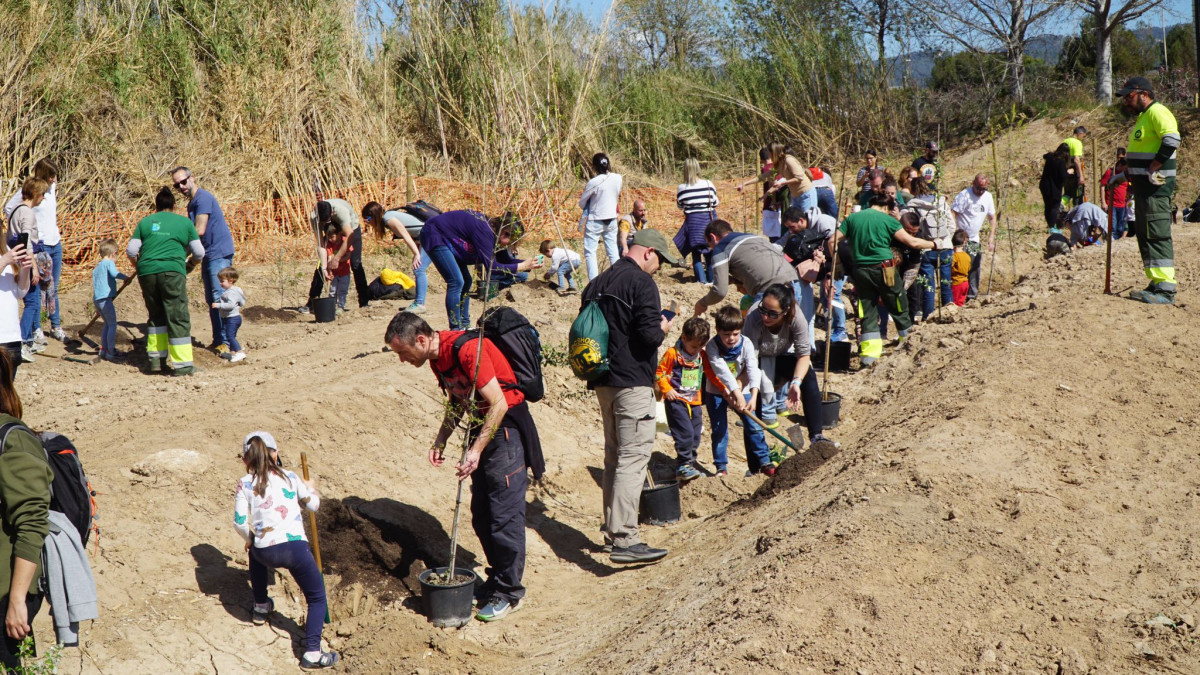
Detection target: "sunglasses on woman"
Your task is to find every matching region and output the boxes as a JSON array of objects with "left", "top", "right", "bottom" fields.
[{"left": 760, "top": 307, "right": 783, "bottom": 319}]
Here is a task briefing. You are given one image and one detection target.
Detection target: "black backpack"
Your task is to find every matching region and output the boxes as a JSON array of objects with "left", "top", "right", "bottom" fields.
[
  {"left": 0, "top": 424, "right": 98, "bottom": 547},
  {"left": 401, "top": 200, "right": 443, "bottom": 222},
  {"left": 446, "top": 307, "right": 545, "bottom": 403}
]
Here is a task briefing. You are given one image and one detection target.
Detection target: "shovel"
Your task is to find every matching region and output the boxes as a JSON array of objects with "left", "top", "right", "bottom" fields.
[{"left": 300, "top": 452, "right": 333, "bottom": 624}]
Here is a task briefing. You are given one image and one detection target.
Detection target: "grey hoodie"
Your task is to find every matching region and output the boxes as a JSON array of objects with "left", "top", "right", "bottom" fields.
[
  {"left": 44, "top": 510, "right": 98, "bottom": 646},
  {"left": 213, "top": 286, "right": 246, "bottom": 319}
]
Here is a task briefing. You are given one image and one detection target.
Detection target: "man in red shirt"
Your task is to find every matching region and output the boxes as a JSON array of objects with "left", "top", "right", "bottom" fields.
[
  {"left": 385, "top": 312, "right": 531, "bottom": 623},
  {"left": 1100, "top": 148, "right": 1129, "bottom": 240}
]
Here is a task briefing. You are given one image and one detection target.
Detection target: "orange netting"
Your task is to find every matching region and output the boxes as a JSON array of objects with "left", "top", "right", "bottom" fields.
[{"left": 58, "top": 176, "right": 763, "bottom": 287}]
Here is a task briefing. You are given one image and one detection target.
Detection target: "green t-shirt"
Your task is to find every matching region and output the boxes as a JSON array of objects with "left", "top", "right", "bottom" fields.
[
  {"left": 131, "top": 212, "right": 199, "bottom": 276},
  {"left": 1064, "top": 137, "right": 1083, "bottom": 158},
  {"left": 839, "top": 208, "right": 901, "bottom": 266}
]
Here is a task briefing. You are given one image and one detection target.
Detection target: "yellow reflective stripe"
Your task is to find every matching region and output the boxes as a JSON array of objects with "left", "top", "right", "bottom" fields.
[
  {"left": 860, "top": 338, "right": 884, "bottom": 359},
  {"left": 1145, "top": 266, "right": 1176, "bottom": 284},
  {"left": 167, "top": 339, "right": 193, "bottom": 368}
]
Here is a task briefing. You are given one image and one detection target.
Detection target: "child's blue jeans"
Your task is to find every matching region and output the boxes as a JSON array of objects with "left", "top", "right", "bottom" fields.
[
  {"left": 224, "top": 316, "right": 242, "bottom": 352},
  {"left": 705, "top": 390, "right": 771, "bottom": 472},
  {"left": 249, "top": 540, "right": 326, "bottom": 653},
  {"left": 93, "top": 298, "right": 116, "bottom": 356},
  {"left": 556, "top": 261, "right": 579, "bottom": 290}
]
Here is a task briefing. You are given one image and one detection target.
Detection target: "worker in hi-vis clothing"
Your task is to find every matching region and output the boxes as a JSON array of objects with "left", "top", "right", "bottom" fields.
[{"left": 1110, "top": 76, "right": 1180, "bottom": 304}]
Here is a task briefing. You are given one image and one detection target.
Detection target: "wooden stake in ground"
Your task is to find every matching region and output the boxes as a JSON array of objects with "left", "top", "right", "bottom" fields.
[
  {"left": 986, "top": 141, "right": 1002, "bottom": 296},
  {"left": 300, "top": 452, "right": 332, "bottom": 624},
  {"left": 1105, "top": 190, "right": 1114, "bottom": 295},
  {"left": 822, "top": 197, "right": 849, "bottom": 401}
]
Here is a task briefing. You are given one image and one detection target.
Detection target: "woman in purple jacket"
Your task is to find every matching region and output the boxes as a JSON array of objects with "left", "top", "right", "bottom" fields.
[{"left": 420, "top": 211, "right": 539, "bottom": 329}]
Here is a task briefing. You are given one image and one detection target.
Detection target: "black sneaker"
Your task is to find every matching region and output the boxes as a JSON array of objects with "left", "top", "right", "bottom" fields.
[
  {"left": 610, "top": 543, "right": 668, "bottom": 564},
  {"left": 251, "top": 598, "right": 273, "bottom": 625}
]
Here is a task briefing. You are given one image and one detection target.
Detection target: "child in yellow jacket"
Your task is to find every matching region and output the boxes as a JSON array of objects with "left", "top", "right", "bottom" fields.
[{"left": 656, "top": 317, "right": 710, "bottom": 481}]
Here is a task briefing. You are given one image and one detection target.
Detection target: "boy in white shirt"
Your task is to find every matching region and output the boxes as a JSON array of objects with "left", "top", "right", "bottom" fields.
[{"left": 538, "top": 239, "right": 583, "bottom": 294}]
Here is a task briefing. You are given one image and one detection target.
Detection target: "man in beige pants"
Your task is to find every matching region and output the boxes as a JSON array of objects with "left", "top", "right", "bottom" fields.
[{"left": 579, "top": 229, "right": 680, "bottom": 564}]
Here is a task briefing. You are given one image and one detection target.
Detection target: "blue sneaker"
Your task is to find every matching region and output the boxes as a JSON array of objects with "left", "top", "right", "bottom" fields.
[
  {"left": 476, "top": 597, "right": 521, "bottom": 622},
  {"left": 676, "top": 464, "right": 702, "bottom": 481}
]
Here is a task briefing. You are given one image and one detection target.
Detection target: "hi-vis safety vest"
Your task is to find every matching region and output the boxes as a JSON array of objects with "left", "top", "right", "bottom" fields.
[{"left": 1127, "top": 102, "right": 1180, "bottom": 178}]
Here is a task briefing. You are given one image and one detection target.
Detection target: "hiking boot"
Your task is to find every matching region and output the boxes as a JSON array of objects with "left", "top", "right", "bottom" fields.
[
  {"left": 147, "top": 359, "right": 163, "bottom": 374},
  {"left": 858, "top": 356, "right": 877, "bottom": 369},
  {"left": 404, "top": 303, "right": 426, "bottom": 314},
  {"left": 252, "top": 598, "right": 273, "bottom": 625},
  {"left": 19, "top": 344, "right": 34, "bottom": 363},
  {"left": 299, "top": 651, "right": 340, "bottom": 671},
  {"left": 213, "top": 343, "right": 230, "bottom": 356},
  {"left": 51, "top": 327, "right": 67, "bottom": 342},
  {"left": 1139, "top": 291, "right": 1175, "bottom": 305},
  {"left": 675, "top": 464, "right": 702, "bottom": 481},
  {"left": 476, "top": 597, "right": 521, "bottom": 622},
  {"left": 172, "top": 366, "right": 201, "bottom": 376},
  {"left": 610, "top": 543, "right": 668, "bottom": 564}
]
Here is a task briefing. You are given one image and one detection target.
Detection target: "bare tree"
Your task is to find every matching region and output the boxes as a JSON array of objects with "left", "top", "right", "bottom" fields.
[
  {"left": 1076, "top": 0, "right": 1167, "bottom": 102},
  {"left": 927, "top": 0, "right": 1070, "bottom": 102},
  {"left": 841, "top": 0, "right": 906, "bottom": 72},
  {"left": 616, "top": 0, "right": 720, "bottom": 69}
]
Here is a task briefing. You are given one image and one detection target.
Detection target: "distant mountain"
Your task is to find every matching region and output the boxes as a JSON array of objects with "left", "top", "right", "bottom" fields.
[{"left": 1027, "top": 34, "right": 1066, "bottom": 65}]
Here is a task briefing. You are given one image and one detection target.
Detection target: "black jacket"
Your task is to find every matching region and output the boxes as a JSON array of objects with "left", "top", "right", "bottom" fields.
[
  {"left": 1040, "top": 153, "right": 1068, "bottom": 198},
  {"left": 579, "top": 257, "right": 665, "bottom": 389}
]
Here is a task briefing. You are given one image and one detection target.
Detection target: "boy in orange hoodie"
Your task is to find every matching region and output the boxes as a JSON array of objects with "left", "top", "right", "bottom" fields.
[{"left": 656, "top": 317, "right": 710, "bottom": 481}]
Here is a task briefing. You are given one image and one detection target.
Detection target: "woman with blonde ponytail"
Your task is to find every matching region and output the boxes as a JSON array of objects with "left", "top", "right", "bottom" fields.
[{"left": 233, "top": 432, "right": 339, "bottom": 670}]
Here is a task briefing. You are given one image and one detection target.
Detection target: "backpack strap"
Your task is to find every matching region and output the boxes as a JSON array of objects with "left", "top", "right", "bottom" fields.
[{"left": 442, "top": 331, "right": 520, "bottom": 395}]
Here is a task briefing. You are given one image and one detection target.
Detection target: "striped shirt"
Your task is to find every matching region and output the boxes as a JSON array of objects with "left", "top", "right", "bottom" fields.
[{"left": 676, "top": 180, "right": 719, "bottom": 214}]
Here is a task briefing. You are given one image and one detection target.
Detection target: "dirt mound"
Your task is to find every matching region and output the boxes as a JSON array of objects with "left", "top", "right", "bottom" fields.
[{"left": 242, "top": 306, "right": 302, "bottom": 324}]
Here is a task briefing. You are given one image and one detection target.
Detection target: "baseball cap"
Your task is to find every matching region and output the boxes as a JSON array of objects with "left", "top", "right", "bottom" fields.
[
  {"left": 925, "top": 141, "right": 939, "bottom": 151},
  {"left": 242, "top": 431, "right": 278, "bottom": 456},
  {"left": 1116, "top": 76, "right": 1153, "bottom": 97},
  {"left": 316, "top": 200, "right": 332, "bottom": 223},
  {"left": 630, "top": 229, "right": 683, "bottom": 266}
]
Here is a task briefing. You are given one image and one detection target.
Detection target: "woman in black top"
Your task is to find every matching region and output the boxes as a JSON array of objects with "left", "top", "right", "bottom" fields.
[{"left": 1039, "top": 143, "right": 1070, "bottom": 230}]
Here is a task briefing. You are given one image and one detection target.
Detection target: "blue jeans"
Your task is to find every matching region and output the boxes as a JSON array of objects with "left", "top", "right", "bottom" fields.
[
  {"left": 42, "top": 242, "right": 62, "bottom": 328},
  {"left": 330, "top": 274, "right": 350, "bottom": 309},
  {"left": 820, "top": 277, "right": 847, "bottom": 341},
  {"left": 1112, "top": 207, "right": 1128, "bottom": 239},
  {"left": 413, "top": 247, "right": 431, "bottom": 306},
  {"left": 19, "top": 283, "right": 40, "bottom": 343},
  {"left": 919, "top": 250, "right": 953, "bottom": 319},
  {"left": 202, "top": 256, "right": 233, "bottom": 346},
  {"left": 224, "top": 315, "right": 242, "bottom": 352},
  {"left": 706, "top": 390, "right": 771, "bottom": 473},
  {"left": 249, "top": 540, "right": 326, "bottom": 653},
  {"left": 583, "top": 218, "right": 619, "bottom": 280},
  {"left": 555, "top": 261, "right": 580, "bottom": 290},
  {"left": 427, "top": 245, "right": 472, "bottom": 329},
  {"left": 790, "top": 187, "right": 819, "bottom": 214},
  {"left": 816, "top": 187, "right": 838, "bottom": 218},
  {"left": 797, "top": 280, "right": 816, "bottom": 351},
  {"left": 691, "top": 250, "right": 711, "bottom": 284},
  {"left": 93, "top": 298, "right": 117, "bottom": 356}
]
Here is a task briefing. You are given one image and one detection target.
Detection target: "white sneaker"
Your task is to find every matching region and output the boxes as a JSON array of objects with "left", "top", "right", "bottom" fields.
[
  {"left": 33, "top": 329, "right": 47, "bottom": 346},
  {"left": 30, "top": 341, "right": 46, "bottom": 354},
  {"left": 229, "top": 351, "right": 246, "bottom": 363},
  {"left": 20, "top": 344, "right": 34, "bottom": 363},
  {"left": 404, "top": 303, "right": 426, "bottom": 314},
  {"left": 52, "top": 327, "right": 67, "bottom": 342}
]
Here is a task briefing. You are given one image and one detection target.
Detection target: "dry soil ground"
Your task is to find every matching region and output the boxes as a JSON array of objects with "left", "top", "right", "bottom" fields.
[{"left": 16, "top": 116, "right": 1200, "bottom": 674}]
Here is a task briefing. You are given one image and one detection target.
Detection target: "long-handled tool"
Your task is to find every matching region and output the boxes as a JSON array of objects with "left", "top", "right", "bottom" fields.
[
  {"left": 1104, "top": 186, "right": 1114, "bottom": 295},
  {"left": 78, "top": 273, "right": 138, "bottom": 348},
  {"left": 713, "top": 380, "right": 800, "bottom": 453},
  {"left": 986, "top": 142, "right": 1001, "bottom": 297},
  {"left": 822, "top": 197, "right": 850, "bottom": 399},
  {"left": 300, "top": 452, "right": 332, "bottom": 624}
]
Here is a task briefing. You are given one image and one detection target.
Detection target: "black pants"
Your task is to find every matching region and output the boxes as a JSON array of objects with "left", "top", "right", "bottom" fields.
[
  {"left": 0, "top": 594, "right": 42, "bottom": 671},
  {"left": 307, "top": 228, "right": 371, "bottom": 308},
  {"left": 471, "top": 426, "right": 527, "bottom": 604},
  {"left": 1041, "top": 189, "right": 1062, "bottom": 229},
  {"left": 664, "top": 399, "right": 703, "bottom": 465}
]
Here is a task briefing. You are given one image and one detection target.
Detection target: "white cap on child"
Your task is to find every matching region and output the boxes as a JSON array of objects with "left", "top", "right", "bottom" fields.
[{"left": 242, "top": 431, "right": 278, "bottom": 456}]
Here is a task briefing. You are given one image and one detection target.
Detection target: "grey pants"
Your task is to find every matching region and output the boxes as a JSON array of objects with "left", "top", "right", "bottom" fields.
[{"left": 595, "top": 386, "right": 655, "bottom": 548}]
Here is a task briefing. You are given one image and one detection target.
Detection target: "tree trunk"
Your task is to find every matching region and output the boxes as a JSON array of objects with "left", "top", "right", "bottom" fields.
[
  {"left": 1095, "top": 25, "right": 1114, "bottom": 103},
  {"left": 1008, "top": 47, "right": 1025, "bottom": 103}
]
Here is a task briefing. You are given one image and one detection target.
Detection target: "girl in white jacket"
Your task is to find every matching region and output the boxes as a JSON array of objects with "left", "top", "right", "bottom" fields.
[{"left": 233, "top": 431, "right": 339, "bottom": 670}]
